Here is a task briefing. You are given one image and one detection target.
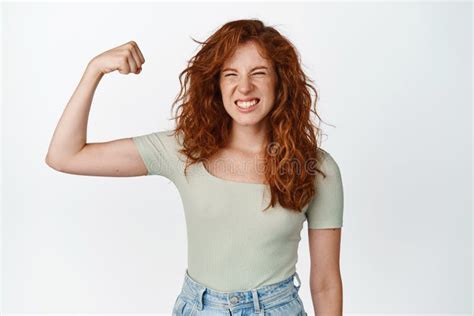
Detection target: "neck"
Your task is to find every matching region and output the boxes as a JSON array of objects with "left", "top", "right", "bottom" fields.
[{"left": 227, "top": 121, "right": 269, "bottom": 154}]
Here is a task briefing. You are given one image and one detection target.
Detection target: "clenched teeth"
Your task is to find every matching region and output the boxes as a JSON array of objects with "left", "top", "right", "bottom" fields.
[{"left": 236, "top": 99, "right": 259, "bottom": 108}]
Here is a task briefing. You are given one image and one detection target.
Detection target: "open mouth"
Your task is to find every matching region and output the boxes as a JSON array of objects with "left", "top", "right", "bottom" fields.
[{"left": 235, "top": 98, "right": 260, "bottom": 111}]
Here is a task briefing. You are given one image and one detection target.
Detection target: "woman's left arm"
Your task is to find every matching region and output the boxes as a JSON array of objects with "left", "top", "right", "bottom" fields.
[{"left": 308, "top": 227, "right": 343, "bottom": 315}]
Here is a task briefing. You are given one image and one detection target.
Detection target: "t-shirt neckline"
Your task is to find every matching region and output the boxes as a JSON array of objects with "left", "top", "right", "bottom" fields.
[{"left": 199, "top": 161, "right": 267, "bottom": 186}]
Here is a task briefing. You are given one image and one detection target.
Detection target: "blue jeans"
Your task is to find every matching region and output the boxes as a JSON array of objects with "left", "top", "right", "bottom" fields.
[{"left": 172, "top": 269, "right": 308, "bottom": 315}]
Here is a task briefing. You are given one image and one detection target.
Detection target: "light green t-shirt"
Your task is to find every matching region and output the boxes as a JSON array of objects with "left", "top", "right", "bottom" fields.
[{"left": 132, "top": 129, "right": 344, "bottom": 292}]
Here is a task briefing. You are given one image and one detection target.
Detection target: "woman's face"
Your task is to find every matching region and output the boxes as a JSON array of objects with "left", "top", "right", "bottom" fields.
[{"left": 219, "top": 41, "right": 277, "bottom": 129}]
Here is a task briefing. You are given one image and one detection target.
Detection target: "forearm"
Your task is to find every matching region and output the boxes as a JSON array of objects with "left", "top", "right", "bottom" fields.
[
  {"left": 310, "top": 282, "right": 343, "bottom": 315},
  {"left": 46, "top": 60, "right": 103, "bottom": 164}
]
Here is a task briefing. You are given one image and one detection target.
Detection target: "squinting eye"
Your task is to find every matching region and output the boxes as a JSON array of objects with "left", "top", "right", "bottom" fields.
[{"left": 224, "top": 72, "right": 266, "bottom": 77}]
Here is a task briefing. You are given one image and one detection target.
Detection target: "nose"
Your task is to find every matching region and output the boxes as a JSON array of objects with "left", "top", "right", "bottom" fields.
[{"left": 237, "top": 76, "right": 253, "bottom": 94}]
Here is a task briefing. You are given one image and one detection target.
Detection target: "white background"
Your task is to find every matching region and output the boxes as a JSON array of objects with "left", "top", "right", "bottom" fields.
[{"left": 2, "top": 1, "right": 472, "bottom": 315}]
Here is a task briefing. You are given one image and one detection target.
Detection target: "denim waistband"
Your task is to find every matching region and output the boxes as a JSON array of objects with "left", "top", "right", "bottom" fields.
[{"left": 179, "top": 269, "right": 302, "bottom": 313}]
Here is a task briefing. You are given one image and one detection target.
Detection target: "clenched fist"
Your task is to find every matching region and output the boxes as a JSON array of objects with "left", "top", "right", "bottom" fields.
[{"left": 89, "top": 41, "right": 145, "bottom": 75}]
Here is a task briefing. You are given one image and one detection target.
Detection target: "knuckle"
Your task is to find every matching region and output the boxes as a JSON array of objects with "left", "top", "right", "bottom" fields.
[{"left": 120, "top": 56, "right": 128, "bottom": 64}]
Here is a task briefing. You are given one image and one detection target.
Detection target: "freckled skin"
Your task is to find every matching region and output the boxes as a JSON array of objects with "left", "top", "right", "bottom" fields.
[
  {"left": 219, "top": 41, "right": 277, "bottom": 129},
  {"left": 210, "top": 40, "right": 278, "bottom": 183}
]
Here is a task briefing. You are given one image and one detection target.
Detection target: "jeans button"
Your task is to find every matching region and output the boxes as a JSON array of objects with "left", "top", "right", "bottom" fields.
[{"left": 230, "top": 296, "right": 239, "bottom": 304}]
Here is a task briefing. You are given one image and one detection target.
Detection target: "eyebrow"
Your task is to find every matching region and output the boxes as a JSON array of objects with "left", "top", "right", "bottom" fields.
[{"left": 222, "top": 66, "right": 269, "bottom": 73}]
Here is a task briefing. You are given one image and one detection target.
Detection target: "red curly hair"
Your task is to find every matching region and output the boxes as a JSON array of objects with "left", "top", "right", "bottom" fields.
[{"left": 170, "top": 19, "right": 328, "bottom": 213}]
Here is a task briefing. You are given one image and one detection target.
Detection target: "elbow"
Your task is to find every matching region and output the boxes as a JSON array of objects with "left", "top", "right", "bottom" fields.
[
  {"left": 310, "top": 277, "right": 342, "bottom": 296},
  {"left": 44, "top": 153, "right": 56, "bottom": 169},
  {"left": 44, "top": 153, "right": 63, "bottom": 172},
  {"left": 310, "top": 268, "right": 342, "bottom": 294}
]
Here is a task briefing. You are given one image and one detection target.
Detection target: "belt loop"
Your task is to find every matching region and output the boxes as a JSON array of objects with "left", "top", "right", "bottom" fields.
[
  {"left": 251, "top": 289, "right": 264, "bottom": 314},
  {"left": 195, "top": 287, "right": 206, "bottom": 311},
  {"left": 294, "top": 271, "right": 302, "bottom": 291}
]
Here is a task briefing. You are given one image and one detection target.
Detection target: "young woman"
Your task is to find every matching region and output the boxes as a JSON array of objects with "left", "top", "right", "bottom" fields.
[{"left": 46, "top": 19, "right": 344, "bottom": 316}]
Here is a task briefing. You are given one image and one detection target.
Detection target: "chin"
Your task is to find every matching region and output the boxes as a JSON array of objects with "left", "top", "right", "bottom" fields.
[
  {"left": 231, "top": 116, "right": 267, "bottom": 127},
  {"left": 234, "top": 121, "right": 259, "bottom": 127}
]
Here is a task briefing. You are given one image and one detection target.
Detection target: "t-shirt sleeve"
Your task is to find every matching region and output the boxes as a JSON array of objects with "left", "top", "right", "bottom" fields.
[
  {"left": 305, "top": 149, "right": 344, "bottom": 229},
  {"left": 131, "top": 130, "right": 179, "bottom": 180}
]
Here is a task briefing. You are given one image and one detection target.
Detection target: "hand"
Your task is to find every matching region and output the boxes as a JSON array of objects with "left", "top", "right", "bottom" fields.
[{"left": 89, "top": 41, "right": 145, "bottom": 76}]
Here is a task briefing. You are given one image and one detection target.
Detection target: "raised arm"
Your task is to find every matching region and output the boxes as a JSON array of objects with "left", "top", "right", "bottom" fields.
[{"left": 45, "top": 41, "right": 148, "bottom": 177}]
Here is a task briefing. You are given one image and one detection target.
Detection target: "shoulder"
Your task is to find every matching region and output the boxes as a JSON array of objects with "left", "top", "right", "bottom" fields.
[
  {"left": 305, "top": 147, "right": 344, "bottom": 229},
  {"left": 316, "top": 147, "right": 342, "bottom": 178},
  {"left": 143, "top": 129, "right": 184, "bottom": 151},
  {"left": 132, "top": 128, "right": 185, "bottom": 162},
  {"left": 131, "top": 129, "right": 186, "bottom": 179},
  {"left": 149, "top": 129, "right": 180, "bottom": 142}
]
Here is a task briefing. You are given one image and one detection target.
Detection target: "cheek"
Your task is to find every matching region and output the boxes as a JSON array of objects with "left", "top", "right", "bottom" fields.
[
  {"left": 219, "top": 84, "right": 232, "bottom": 98},
  {"left": 263, "top": 87, "right": 276, "bottom": 102}
]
